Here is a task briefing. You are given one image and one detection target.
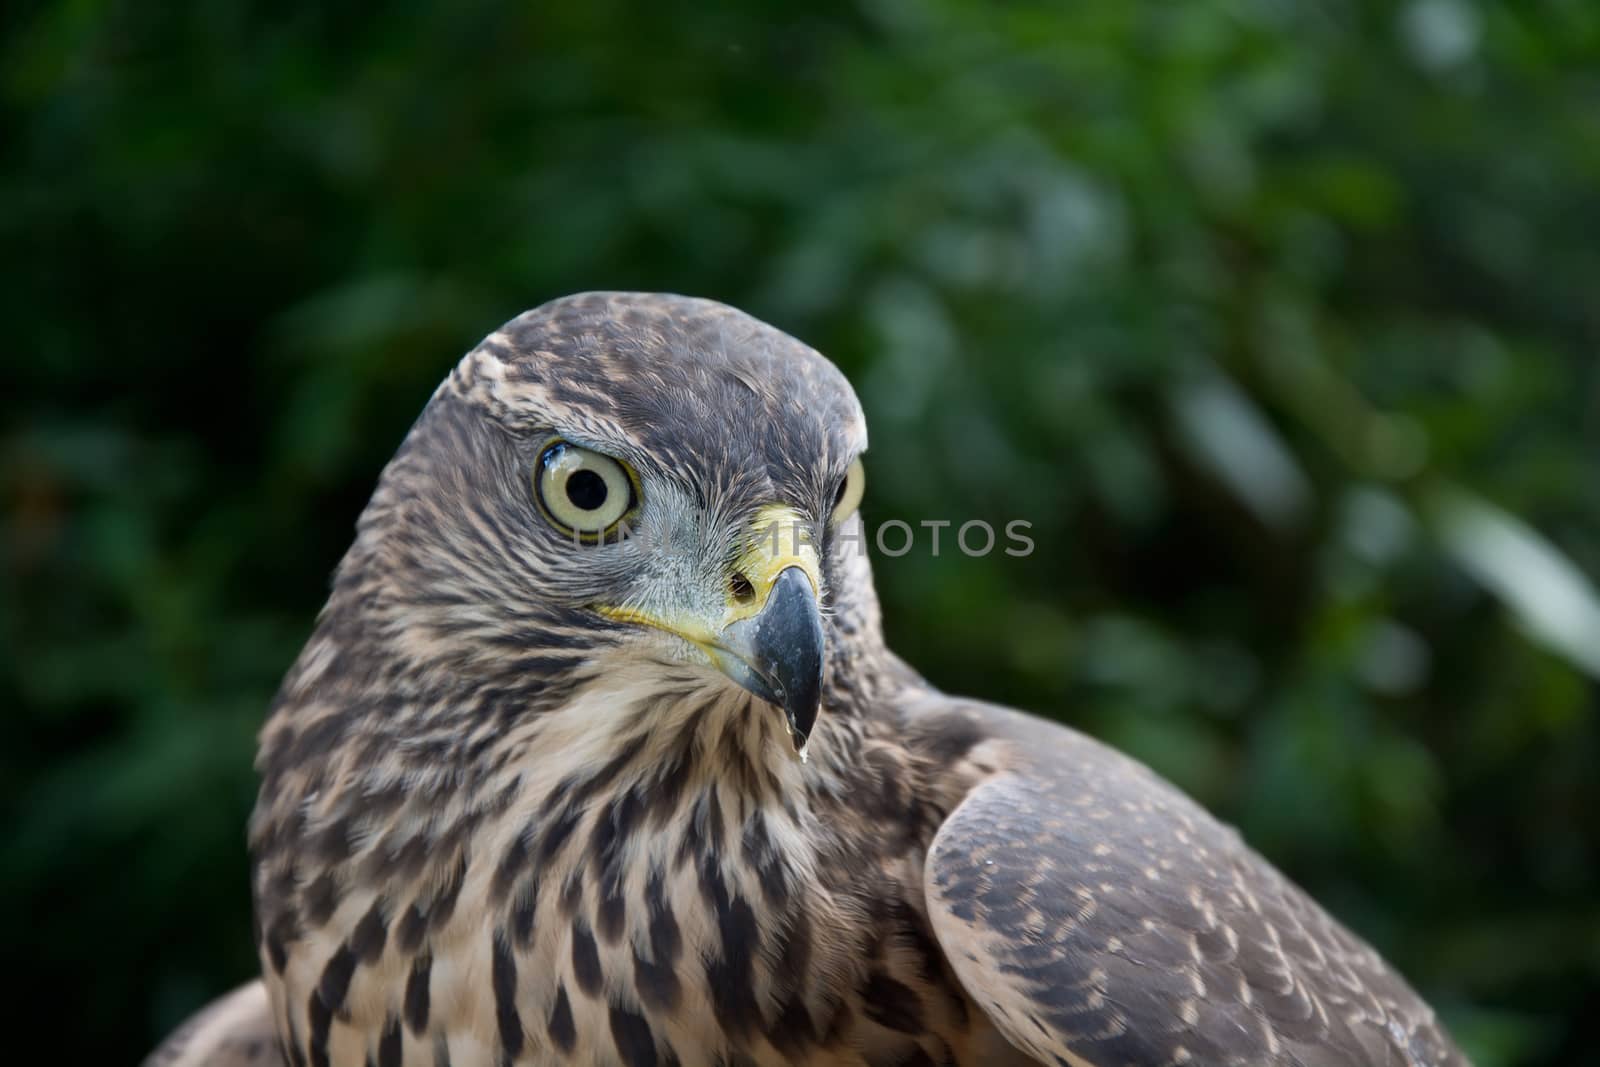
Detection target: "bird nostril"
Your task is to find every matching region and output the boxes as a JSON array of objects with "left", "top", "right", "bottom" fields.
[{"left": 729, "top": 572, "right": 756, "bottom": 604}]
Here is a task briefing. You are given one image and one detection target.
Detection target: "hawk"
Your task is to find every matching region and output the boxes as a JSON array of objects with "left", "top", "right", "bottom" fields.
[{"left": 149, "top": 293, "right": 1469, "bottom": 1067}]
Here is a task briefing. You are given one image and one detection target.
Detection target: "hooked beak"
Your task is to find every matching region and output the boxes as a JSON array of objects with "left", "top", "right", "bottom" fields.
[
  {"left": 594, "top": 504, "right": 826, "bottom": 754},
  {"left": 707, "top": 566, "right": 824, "bottom": 752}
]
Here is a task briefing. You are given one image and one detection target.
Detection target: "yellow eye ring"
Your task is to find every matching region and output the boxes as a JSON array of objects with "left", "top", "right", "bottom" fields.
[
  {"left": 831, "top": 456, "right": 865, "bottom": 525},
  {"left": 533, "top": 440, "right": 640, "bottom": 542}
]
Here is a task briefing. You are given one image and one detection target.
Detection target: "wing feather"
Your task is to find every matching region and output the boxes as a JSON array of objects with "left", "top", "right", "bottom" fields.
[
  {"left": 920, "top": 703, "right": 1468, "bottom": 1067},
  {"left": 143, "top": 981, "right": 284, "bottom": 1067}
]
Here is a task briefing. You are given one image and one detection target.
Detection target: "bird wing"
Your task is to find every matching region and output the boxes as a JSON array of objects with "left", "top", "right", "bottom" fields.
[
  {"left": 143, "top": 980, "right": 284, "bottom": 1067},
  {"left": 919, "top": 701, "right": 1468, "bottom": 1067}
]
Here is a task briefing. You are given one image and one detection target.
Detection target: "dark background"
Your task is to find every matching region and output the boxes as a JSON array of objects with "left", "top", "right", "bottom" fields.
[{"left": 4, "top": 3, "right": 1599, "bottom": 1064}]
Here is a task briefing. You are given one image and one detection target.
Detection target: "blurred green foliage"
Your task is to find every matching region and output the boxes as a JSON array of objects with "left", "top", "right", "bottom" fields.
[{"left": 4, "top": 1, "right": 1599, "bottom": 1063}]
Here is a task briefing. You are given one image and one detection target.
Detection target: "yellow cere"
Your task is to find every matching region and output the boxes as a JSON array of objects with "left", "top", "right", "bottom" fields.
[
  {"left": 592, "top": 504, "right": 821, "bottom": 645},
  {"left": 725, "top": 504, "right": 820, "bottom": 623}
]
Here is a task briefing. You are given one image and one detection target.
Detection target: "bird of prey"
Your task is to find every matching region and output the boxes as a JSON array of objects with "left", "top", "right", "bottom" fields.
[{"left": 149, "top": 293, "right": 1469, "bottom": 1067}]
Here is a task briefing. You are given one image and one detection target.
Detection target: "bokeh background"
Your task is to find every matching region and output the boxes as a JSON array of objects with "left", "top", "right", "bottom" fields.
[{"left": 4, "top": 2, "right": 1599, "bottom": 1064}]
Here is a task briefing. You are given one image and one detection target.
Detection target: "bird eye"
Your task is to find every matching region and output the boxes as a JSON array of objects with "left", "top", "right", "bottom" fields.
[
  {"left": 534, "top": 440, "right": 638, "bottom": 541},
  {"left": 831, "top": 457, "right": 865, "bottom": 525}
]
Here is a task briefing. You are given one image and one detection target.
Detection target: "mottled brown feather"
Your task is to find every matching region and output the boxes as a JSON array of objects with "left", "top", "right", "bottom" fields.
[
  {"left": 149, "top": 293, "right": 1469, "bottom": 1067},
  {"left": 921, "top": 701, "right": 1469, "bottom": 1067}
]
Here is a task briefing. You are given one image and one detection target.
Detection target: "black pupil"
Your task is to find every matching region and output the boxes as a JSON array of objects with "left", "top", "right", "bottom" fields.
[
  {"left": 833, "top": 475, "right": 849, "bottom": 507},
  {"left": 566, "top": 469, "right": 608, "bottom": 511}
]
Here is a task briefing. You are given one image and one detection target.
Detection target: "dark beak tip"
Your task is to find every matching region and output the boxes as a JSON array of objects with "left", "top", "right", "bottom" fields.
[{"left": 726, "top": 567, "right": 824, "bottom": 751}]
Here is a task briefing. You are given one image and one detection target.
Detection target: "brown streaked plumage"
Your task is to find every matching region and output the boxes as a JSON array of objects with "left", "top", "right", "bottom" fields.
[{"left": 148, "top": 292, "right": 1470, "bottom": 1067}]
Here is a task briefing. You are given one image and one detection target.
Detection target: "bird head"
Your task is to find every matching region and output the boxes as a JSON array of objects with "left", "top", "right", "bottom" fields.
[{"left": 330, "top": 292, "right": 875, "bottom": 756}]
